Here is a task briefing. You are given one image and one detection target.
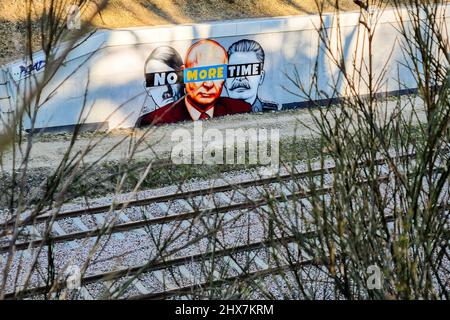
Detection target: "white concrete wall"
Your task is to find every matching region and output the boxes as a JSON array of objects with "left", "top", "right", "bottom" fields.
[{"left": 1, "top": 4, "right": 449, "bottom": 131}]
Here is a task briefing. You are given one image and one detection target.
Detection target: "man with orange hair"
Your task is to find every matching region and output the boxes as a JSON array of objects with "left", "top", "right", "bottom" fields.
[{"left": 137, "top": 39, "right": 251, "bottom": 126}]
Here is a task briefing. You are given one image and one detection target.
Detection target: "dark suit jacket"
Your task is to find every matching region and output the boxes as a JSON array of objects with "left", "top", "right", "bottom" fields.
[{"left": 136, "top": 97, "right": 252, "bottom": 126}]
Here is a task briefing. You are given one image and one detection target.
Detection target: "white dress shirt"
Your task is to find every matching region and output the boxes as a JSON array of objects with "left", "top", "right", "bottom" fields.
[{"left": 185, "top": 98, "right": 214, "bottom": 120}]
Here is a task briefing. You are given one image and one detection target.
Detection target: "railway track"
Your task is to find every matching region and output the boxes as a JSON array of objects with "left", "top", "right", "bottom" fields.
[
  {"left": 4, "top": 233, "right": 313, "bottom": 299},
  {"left": 7, "top": 203, "right": 448, "bottom": 300},
  {"left": 3, "top": 152, "right": 446, "bottom": 300},
  {"left": 0, "top": 185, "right": 335, "bottom": 253},
  {"left": 2, "top": 155, "right": 400, "bottom": 252},
  {"left": 2, "top": 154, "right": 410, "bottom": 230},
  {"left": 3, "top": 166, "right": 333, "bottom": 229}
]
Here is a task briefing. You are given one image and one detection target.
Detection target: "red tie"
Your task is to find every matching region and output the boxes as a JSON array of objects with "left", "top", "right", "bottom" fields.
[{"left": 199, "top": 112, "right": 210, "bottom": 120}]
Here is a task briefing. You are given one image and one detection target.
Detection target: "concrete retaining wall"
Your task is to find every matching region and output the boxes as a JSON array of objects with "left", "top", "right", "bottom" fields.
[{"left": 1, "top": 5, "right": 449, "bottom": 131}]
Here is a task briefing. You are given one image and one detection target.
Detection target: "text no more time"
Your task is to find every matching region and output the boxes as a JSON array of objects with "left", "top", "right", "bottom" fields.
[{"left": 145, "top": 62, "right": 263, "bottom": 87}]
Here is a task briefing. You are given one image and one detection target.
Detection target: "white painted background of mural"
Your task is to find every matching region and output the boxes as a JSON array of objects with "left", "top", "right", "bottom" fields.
[{"left": 1, "top": 4, "right": 449, "bottom": 130}]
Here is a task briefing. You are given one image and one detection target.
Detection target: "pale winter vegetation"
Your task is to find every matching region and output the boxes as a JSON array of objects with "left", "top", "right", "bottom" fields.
[{"left": 0, "top": 0, "right": 448, "bottom": 300}]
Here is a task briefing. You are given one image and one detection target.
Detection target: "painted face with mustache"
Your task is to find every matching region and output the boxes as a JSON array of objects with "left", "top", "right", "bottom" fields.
[
  {"left": 145, "top": 59, "right": 183, "bottom": 107},
  {"left": 229, "top": 78, "right": 251, "bottom": 91},
  {"left": 225, "top": 51, "right": 265, "bottom": 106}
]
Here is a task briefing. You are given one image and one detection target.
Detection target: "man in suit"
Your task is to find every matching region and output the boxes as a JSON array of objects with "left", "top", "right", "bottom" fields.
[
  {"left": 136, "top": 39, "right": 251, "bottom": 126},
  {"left": 225, "top": 39, "right": 280, "bottom": 113}
]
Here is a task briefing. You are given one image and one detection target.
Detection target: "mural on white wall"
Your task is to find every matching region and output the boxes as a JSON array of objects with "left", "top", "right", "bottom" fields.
[
  {"left": 225, "top": 39, "right": 278, "bottom": 113},
  {"left": 5, "top": 5, "right": 442, "bottom": 131},
  {"left": 136, "top": 38, "right": 279, "bottom": 127},
  {"left": 143, "top": 46, "right": 184, "bottom": 109}
]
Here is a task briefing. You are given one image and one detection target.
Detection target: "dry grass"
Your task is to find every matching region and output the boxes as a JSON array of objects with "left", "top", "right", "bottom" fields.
[
  {"left": 0, "top": 0, "right": 361, "bottom": 65},
  {"left": 1, "top": 0, "right": 361, "bottom": 27},
  {"left": 89, "top": 0, "right": 360, "bottom": 27}
]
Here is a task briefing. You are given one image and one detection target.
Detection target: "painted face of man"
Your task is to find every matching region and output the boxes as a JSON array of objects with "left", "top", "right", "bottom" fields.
[
  {"left": 184, "top": 40, "right": 228, "bottom": 108},
  {"left": 146, "top": 59, "right": 183, "bottom": 107},
  {"left": 225, "top": 51, "right": 264, "bottom": 106}
]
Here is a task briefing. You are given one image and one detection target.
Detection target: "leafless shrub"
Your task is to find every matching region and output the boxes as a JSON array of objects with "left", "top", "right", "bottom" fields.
[
  {"left": 268, "top": 0, "right": 450, "bottom": 299},
  {"left": 0, "top": 0, "right": 205, "bottom": 299},
  {"left": 1, "top": 0, "right": 448, "bottom": 301}
]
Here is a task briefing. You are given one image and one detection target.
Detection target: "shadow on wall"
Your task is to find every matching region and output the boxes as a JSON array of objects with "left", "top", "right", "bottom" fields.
[
  {"left": 16, "top": 19, "right": 292, "bottom": 131},
  {"left": 92, "top": 0, "right": 361, "bottom": 28},
  {"left": 6, "top": 5, "right": 433, "bottom": 132}
]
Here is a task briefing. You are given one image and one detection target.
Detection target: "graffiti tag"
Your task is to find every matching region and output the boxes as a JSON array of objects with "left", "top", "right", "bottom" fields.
[{"left": 19, "top": 60, "right": 46, "bottom": 78}]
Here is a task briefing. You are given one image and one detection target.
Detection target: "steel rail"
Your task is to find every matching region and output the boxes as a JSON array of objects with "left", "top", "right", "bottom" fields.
[
  {"left": 0, "top": 185, "right": 336, "bottom": 253},
  {"left": 129, "top": 260, "right": 316, "bottom": 300},
  {"left": 4, "top": 234, "right": 310, "bottom": 299},
  {"left": 2, "top": 166, "right": 331, "bottom": 229},
  {"left": 5, "top": 201, "right": 448, "bottom": 300},
  {"left": 2, "top": 153, "right": 412, "bottom": 229}
]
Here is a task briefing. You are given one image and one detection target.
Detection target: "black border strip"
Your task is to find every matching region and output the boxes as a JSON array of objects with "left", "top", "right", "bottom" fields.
[
  {"left": 25, "top": 121, "right": 109, "bottom": 134},
  {"left": 281, "top": 87, "right": 419, "bottom": 110}
]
